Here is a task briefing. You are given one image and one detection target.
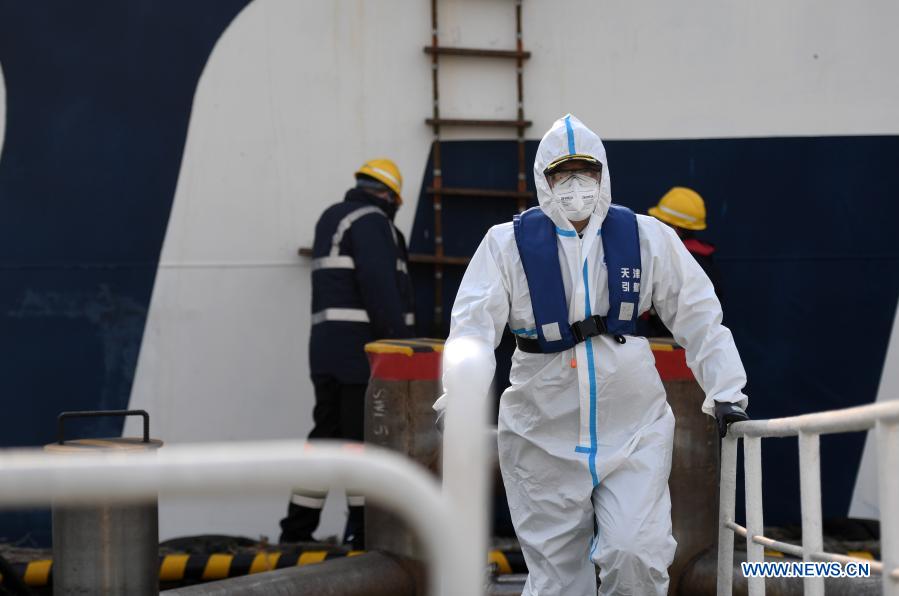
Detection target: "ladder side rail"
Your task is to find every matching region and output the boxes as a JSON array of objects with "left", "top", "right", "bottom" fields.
[
  {"left": 429, "top": 0, "right": 445, "bottom": 333},
  {"left": 515, "top": 0, "right": 527, "bottom": 214}
]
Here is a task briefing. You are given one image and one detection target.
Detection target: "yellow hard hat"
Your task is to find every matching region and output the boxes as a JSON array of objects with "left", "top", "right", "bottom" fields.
[
  {"left": 648, "top": 187, "right": 707, "bottom": 231},
  {"left": 355, "top": 158, "right": 403, "bottom": 204}
]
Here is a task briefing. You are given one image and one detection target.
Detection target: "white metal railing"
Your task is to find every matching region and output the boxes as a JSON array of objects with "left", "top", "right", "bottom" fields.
[
  {"left": 717, "top": 400, "right": 899, "bottom": 596},
  {"left": 0, "top": 339, "right": 494, "bottom": 596}
]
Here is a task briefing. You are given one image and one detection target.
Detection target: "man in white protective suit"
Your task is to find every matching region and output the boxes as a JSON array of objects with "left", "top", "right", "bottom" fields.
[{"left": 434, "top": 114, "right": 750, "bottom": 595}]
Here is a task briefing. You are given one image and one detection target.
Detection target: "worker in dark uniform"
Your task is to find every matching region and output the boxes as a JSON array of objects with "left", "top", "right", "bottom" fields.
[
  {"left": 279, "top": 158, "right": 415, "bottom": 547},
  {"left": 644, "top": 187, "right": 721, "bottom": 336}
]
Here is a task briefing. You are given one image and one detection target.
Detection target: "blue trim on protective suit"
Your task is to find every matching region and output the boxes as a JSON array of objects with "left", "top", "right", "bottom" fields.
[
  {"left": 511, "top": 326, "right": 537, "bottom": 337},
  {"left": 555, "top": 226, "right": 577, "bottom": 237},
  {"left": 564, "top": 115, "right": 576, "bottom": 154},
  {"left": 582, "top": 260, "right": 599, "bottom": 487}
]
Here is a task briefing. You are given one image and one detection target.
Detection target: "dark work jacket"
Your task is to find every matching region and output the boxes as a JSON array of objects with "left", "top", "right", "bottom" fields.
[{"left": 309, "top": 188, "right": 415, "bottom": 383}]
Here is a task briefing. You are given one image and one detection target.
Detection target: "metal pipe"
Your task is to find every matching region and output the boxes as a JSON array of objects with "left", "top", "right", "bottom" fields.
[
  {"left": 731, "top": 400, "right": 899, "bottom": 438},
  {"left": 721, "top": 522, "right": 805, "bottom": 559},
  {"left": 0, "top": 441, "right": 457, "bottom": 596},
  {"left": 809, "top": 551, "right": 885, "bottom": 574},
  {"left": 160, "top": 552, "right": 422, "bottom": 596},
  {"left": 716, "top": 435, "right": 738, "bottom": 596},
  {"left": 743, "top": 436, "right": 765, "bottom": 596},
  {"left": 752, "top": 536, "right": 803, "bottom": 559},
  {"left": 798, "top": 431, "right": 824, "bottom": 595}
]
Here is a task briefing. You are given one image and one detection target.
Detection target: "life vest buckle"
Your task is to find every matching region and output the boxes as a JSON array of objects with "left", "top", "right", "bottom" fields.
[{"left": 571, "top": 315, "right": 608, "bottom": 342}]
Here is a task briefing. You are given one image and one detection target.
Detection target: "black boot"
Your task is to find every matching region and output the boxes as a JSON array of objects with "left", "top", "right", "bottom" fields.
[{"left": 279, "top": 503, "right": 321, "bottom": 543}]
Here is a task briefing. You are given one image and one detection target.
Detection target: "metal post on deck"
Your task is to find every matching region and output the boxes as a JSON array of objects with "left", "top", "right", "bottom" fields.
[
  {"left": 877, "top": 419, "right": 899, "bottom": 596},
  {"left": 798, "top": 431, "right": 824, "bottom": 596},
  {"left": 716, "top": 434, "right": 738, "bottom": 596},
  {"left": 743, "top": 436, "right": 765, "bottom": 596}
]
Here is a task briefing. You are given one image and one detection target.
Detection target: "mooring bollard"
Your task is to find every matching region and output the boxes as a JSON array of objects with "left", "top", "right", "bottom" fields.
[
  {"left": 47, "top": 410, "right": 162, "bottom": 596},
  {"left": 363, "top": 338, "right": 444, "bottom": 559}
]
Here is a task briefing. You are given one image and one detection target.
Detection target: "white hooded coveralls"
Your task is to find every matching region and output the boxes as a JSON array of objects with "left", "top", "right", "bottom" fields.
[{"left": 435, "top": 115, "right": 748, "bottom": 595}]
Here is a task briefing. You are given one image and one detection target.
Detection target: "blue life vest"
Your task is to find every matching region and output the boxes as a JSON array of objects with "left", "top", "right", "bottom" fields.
[{"left": 512, "top": 204, "right": 642, "bottom": 353}]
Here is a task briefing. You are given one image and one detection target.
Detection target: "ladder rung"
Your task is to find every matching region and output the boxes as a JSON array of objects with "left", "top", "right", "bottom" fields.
[
  {"left": 408, "top": 253, "right": 471, "bottom": 266},
  {"left": 426, "top": 118, "right": 532, "bottom": 128},
  {"left": 427, "top": 187, "right": 532, "bottom": 199},
  {"left": 423, "top": 46, "right": 531, "bottom": 59}
]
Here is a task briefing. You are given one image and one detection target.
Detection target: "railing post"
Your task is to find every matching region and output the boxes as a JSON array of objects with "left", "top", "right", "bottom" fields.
[
  {"left": 798, "top": 431, "right": 824, "bottom": 596},
  {"left": 877, "top": 420, "right": 899, "bottom": 596},
  {"left": 717, "top": 434, "right": 738, "bottom": 596},
  {"left": 744, "top": 436, "right": 766, "bottom": 596}
]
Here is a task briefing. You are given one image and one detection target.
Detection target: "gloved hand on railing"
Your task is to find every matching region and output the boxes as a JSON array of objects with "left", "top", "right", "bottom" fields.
[{"left": 715, "top": 402, "right": 749, "bottom": 438}]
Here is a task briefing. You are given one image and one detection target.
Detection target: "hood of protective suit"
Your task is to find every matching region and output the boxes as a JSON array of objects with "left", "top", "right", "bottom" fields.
[{"left": 534, "top": 114, "right": 612, "bottom": 231}]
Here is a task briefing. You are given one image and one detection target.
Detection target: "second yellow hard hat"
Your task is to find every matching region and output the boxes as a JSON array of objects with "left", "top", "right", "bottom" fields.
[
  {"left": 649, "top": 187, "right": 707, "bottom": 231},
  {"left": 356, "top": 158, "right": 403, "bottom": 204}
]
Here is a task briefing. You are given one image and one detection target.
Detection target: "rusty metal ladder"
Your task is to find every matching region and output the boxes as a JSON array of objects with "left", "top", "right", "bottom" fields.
[{"left": 410, "top": 0, "right": 533, "bottom": 334}]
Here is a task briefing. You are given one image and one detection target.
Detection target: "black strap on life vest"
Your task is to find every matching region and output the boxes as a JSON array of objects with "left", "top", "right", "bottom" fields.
[{"left": 514, "top": 314, "right": 625, "bottom": 353}]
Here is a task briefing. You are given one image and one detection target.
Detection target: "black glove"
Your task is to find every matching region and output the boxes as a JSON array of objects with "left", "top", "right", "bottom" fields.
[{"left": 715, "top": 402, "right": 749, "bottom": 438}]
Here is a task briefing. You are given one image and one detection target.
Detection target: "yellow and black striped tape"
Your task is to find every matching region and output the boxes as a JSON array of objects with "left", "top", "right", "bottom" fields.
[
  {"left": 3, "top": 549, "right": 528, "bottom": 587},
  {"left": 157, "top": 549, "right": 366, "bottom": 584},
  {"left": 3, "top": 551, "right": 360, "bottom": 588}
]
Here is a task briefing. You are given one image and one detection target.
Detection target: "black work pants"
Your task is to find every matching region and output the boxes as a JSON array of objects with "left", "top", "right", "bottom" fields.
[{"left": 279, "top": 375, "right": 366, "bottom": 545}]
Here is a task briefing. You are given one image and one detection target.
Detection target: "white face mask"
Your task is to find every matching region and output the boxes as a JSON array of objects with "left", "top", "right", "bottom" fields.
[{"left": 552, "top": 173, "right": 600, "bottom": 222}]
